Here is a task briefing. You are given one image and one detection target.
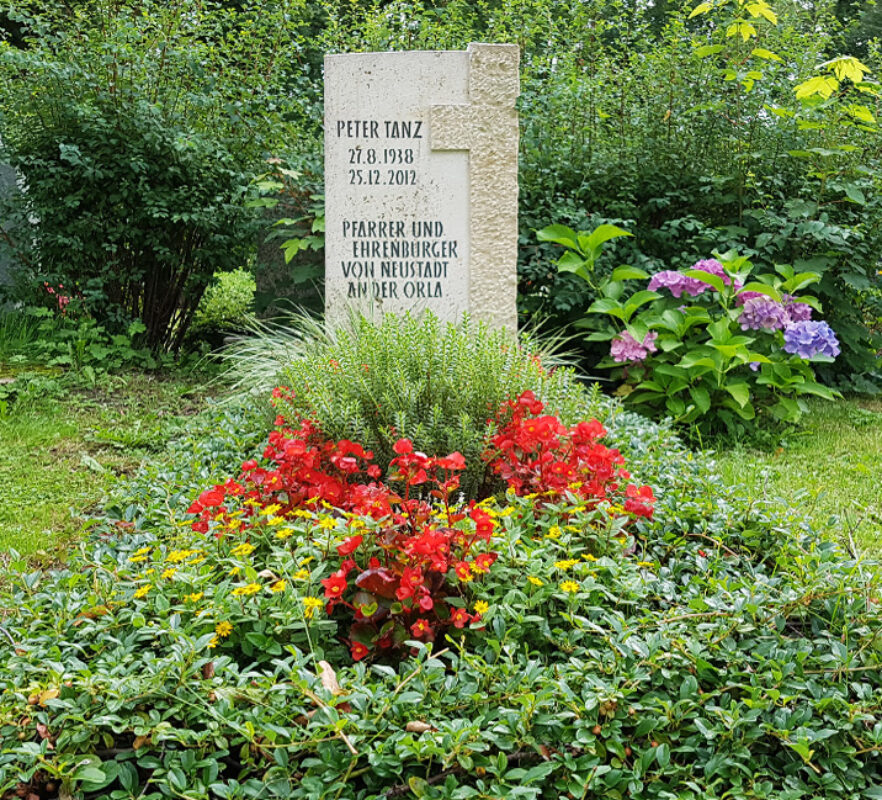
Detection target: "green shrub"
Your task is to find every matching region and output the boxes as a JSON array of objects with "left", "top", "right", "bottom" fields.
[
  {"left": 230, "top": 313, "right": 607, "bottom": 499},
  {"left": 192, "top": 270, "right": 257, "bottom": 339},
  {"left": 0, "top": 1, "right": 299, "bottom": 351}
]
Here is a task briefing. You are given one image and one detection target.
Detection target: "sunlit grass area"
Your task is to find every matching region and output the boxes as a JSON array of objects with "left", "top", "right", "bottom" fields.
[{"left": 714, "top": 397, "right": 882, "bottom": 554}]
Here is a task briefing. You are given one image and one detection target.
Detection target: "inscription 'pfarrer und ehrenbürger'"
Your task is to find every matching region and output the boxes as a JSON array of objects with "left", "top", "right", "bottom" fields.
[{"left": 341, "top": 219, "right": 458, "bottom": 301}]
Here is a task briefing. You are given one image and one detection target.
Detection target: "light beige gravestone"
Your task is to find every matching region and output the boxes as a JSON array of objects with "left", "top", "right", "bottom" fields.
[{"left": 324, "top": 43, "right": 519, "bottom": 330}]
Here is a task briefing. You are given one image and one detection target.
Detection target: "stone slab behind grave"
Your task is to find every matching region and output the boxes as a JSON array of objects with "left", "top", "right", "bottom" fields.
[{"left": 324, "top": 43, "right": 519, "bottom": 330}]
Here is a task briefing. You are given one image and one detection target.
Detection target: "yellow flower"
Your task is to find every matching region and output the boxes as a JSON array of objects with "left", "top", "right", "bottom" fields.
[
  {"left": 496, "top": 507, "right": 514, "bottom": 518},
  {"left": 128, "top": 555, "right": 148, "bottom": 564},
  {"left": 262, "top": 503, "right": 282, "bottom": 516},
  {"left": 270, "top": 580, "right": 287, "bottom": 593},
  {"left": 229, "top": 566, "right": 241, "bottom": 576},
  {"left": 208, "top": 635, "right": 219, "bottom": 649},
  {"left": 583, "top": 554, "right": 597, "bottom": 562},
  {"left": 554, "top": 559, "right": 579, "bottom": 570},
  {"left": 231, "top": 583, "right": 261, "bottom": 597},
  {"left": 185, "top": 592, "right": 204, "bottom": 603},
  {"left": 190, "top": 556, "right": 205, "bottom": 565},
  {"left": 545, "top": 525, "right": 561, "bottom": 540},
  {"left": 300, "top": 556, "right": 315, "bottom": 567},
  {"left": 133, "top": 546, "right": 151, "bottom": 556},
  {"left": 230, "top": 542, "right": 255, "bottom": 558},
  {"left": 161, "top": 568, "right": 176, "bottom": 580},
  {"left": 167, "top": 549, "right": 195, "bottom": 563},
  {"left": 294, "top": 509, "right": 314, "bottom": 519},
  {"left": 560, "top": 580, "right": 580, "bottom": 594},
  {"left": 317, "top": 516, "right": 336, "bottom": 530},
  {"left": 215, "top": 621, "right": 233, "bottom": 637},
  {"left": 293, "top": 569, "right": 310, "bottom": 581},
  {"left": 302, "top": 596, "right": 323, "bottom": 619},
  {"left": 144, "top": 569, "right": 155, "bottom": 576},
  {"left": 527, "top": 576, "right": 544, "bottom": 587},
  {"left": 636, "top": 561, "right": 655, "bottom": 569},
  {"left": 348, "top": 518, "right": 365, "bottom": 530},
  {"left": 275, "top": 528, "right": 295, "bottom": 540},
  {"left": 267, "top": 516, "right": 285, "bottom": 526},
  {"left": 134, "top": 585, "right": 151, "bottom": 599},
  {"left": 213, "top": 512, "right": 226, "bottom": 522},
  {"left": 320, "top": 500, "right": 333, "bottom": 510},
  {"left": 474, "top": 600, "right": 489, "bottom": 614}
]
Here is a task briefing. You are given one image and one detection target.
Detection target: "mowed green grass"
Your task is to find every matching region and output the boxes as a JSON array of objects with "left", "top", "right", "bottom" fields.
[
  {"left": 0, "top": 375, "right": 208, "bottom": 560},
  {"left": 714, "top": 397, "right": 882, "bottom": 555}
]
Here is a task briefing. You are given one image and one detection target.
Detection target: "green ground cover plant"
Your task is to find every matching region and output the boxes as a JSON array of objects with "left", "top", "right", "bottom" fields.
[
  {"left": 716, "top": 396, "right": 882, "bottom": 554},
  {"left": 0, "top": 317, "right": 879, "bottom": 799}
]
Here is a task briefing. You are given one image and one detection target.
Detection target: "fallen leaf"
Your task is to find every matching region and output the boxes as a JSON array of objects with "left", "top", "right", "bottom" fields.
[
  {"left": 133, "top": 735, "right": 150, "bottom": 750},
  {"left": 405, "top": 720, "right": 436, "bottom": 734},
  {"left": 202, "top": 661, "right": 215, "bottom": 680},
  {"left": 318, "top": 661, "right": 345, "bottom": 695}
]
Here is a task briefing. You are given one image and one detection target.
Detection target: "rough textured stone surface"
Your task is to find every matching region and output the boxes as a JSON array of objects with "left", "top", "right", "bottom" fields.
[{"left": 324, "top": 43, "right": 519, "bottom": 330}]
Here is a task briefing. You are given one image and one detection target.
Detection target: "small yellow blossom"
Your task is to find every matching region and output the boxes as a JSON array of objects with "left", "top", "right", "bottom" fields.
[
  {"left": 294, "top": 509, "right": 314, "bottom": 519},
  {"left": 636, "top": 561, "right": 655, "bottom": 569},
  {"left": 134, "top": 585, "right": 151, "bottom": 598},
  {"left": 144, "top": 569, "right": 155, "bottom": 576},
  {"left": 215, "top": 621, "right": 233, "bottom": 637},
  {"left": 545, "top": 525, "right": 562, "bottom": 540},
  {"left": 190, "top": 556, "right": 205, "bottom": 565},
  {"left": 348, "top": 518, "right": 365, "bottom": 530},
  {"left": 496, "top": 507, "right": 514, "bottom": 518},
  {"left": 133, "top": 546, "right": 151, "bottom": 556},
  {"left": 232, "top": 583, "right": 261, "bottom": 597},
  {"left": 300, "top": 556, "right": 315, "bottom": 567},
  {"left": 161, "top": 568, "right": 176, "bottom": 580},
  {"left": 262, "top": 503, "right": 282, "bottom": 516},
  {"left": 565, "top": 525, "right": 580, "bottom": 532},
  {"left": 474, "top": 600, "right": 489, "bottom": 615},
  {"left": 213, "top": 512, "right": 226, "bottom": 522},
  {"left": 318, "top": 516, "right": 336, "bottom": 530},
  {"left": 527, "top": 576, "right": 544, "bottom": 587},
  {"left": 275, "top": 528, "right": 295, "bottom": 540},
  {"left": 266, "top": 516, "right": 285, "bottom": 526},
  {"left": 229, "top": 566, "right": 241, "bottom": 576},
  {"left": 302, "top": 596, "right": 323, "bottom": 619},
  {"left": 560, "top": 580, "right": 580, "bottom": 594},
  {"left": 320, "top": 500, "right": 333, "bottom": 510},
  {"left": 128, "top": 554, "right": 148, "bottom": 564},
  {"left": 554, "top": 559, "right": 579, "bottom": 570},
  {"left": 293, "top": 569, "right": 310, "bottom": 580},
  {"left": 186, "top": 592, "right": 204, "bottom": 603},
  {"left": 167, "top": 549, "right": 195, "bottom": 563},
  {"left": 230, "top": 542, "right": 255, "bottom": 558},
  {"left": 208, "top": 635, "right": 219, "bottom": 649},
  {"left": 583, "top": 554, "right": 597, "bottom": 562}
]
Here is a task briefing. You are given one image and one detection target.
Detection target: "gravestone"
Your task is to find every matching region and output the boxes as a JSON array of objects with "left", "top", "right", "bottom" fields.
[
  {"left": 324, "top": 43, "right": 519, "bottom": 330},
  {"left": 0, "top": 159, "right": 19, "bottom": 293}
]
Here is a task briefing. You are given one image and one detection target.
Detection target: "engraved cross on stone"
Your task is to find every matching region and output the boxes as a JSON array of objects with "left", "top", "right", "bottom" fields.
[{"left": 430, "top": 43, "right": 520, "bottom": 331}]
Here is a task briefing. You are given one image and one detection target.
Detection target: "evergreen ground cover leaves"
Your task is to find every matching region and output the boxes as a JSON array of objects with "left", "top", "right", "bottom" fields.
[{"left": 0, "top": 320, "right": 879, "bottom": 799}]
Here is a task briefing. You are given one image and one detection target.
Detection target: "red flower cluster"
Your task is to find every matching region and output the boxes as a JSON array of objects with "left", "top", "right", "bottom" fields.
[
  {"left": 487, "top": 391, "right": 655, "bottom": 518},
  {"left": 186, "top": 410, "right": 497, "bottom": 663}
]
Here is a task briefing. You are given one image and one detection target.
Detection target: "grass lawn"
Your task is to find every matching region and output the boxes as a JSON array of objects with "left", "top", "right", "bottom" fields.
[
  {"left": 0, "top": 374, "right": 209, "bottom": 560},
  {"left": 714, "top": 396, "right": 882, "bottom": 555}
]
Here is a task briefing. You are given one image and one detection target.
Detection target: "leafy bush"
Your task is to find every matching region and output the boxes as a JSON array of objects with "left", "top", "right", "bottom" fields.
[
  {"left": 254, "top": 313, "right": 609, "bottom": 499},
  {"left": 542, "top": 230, "right": 841, "bottom": 434},
  {"left": 191, "top": 269, "right": 257, "bottom": 342},
  {"left": 0, "top": 2, "right": 298, "bottom": 351}
]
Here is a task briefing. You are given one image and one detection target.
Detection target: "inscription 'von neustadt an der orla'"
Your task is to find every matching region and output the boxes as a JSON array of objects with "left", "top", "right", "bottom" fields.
[{"left": 324, "top": 45, "right": 519, "bottom": 328}]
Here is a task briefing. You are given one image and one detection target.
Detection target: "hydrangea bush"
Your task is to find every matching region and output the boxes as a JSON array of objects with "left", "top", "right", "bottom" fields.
[{"left": 584, "top": 253, "right": 840, "bottom": 434}]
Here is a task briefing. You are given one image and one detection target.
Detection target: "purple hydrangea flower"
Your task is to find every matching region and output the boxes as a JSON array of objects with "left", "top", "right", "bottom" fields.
[
  {"left": 735, "top": 290, "right": 765, "bottom": 307},
  {"left": 647, "top": 270, "right": 707, "bottom": 298},
  {"left": 783, "top": 321, "right": 840, "bottom": 359},
  {"left": 782, "top": 294, "right": 813, "bottom": 323},
  {"left": 691, "top": 259, "right": 740, "bottom": 289},
  {"left": 739, "top": 297, "right": 791, "bottom": 331},
  {"left": 610, "top": 330, "right": 658, "bottom": 363},
  {"left": 749, "top": 361, "right": 761, "bottom": 372}
]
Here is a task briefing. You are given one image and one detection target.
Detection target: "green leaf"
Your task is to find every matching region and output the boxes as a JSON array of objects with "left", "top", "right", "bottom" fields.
[
  {"left": 695, "top": 44, "right": 724, "bottom": 58},
  {"left": 610, "top": 266, "right": 649, "bottom": 282},
  {"left": 587, "top": 298, "right": 625, "bottom": 318},
  {"left": 684, "top": 269, "right": 725, "bottom": 294},
  {"left": 536, "top": 224, "right": 579, "bottom": 250},
  {"left": 737, "top": 282, "right": 782, "bottom": 302},
  {"left": 584, "top": 224, "right": 633, "bottom": 253},
  {"left": 556, "top": 250, "right": 589, "bottom": 276},
  {"left": 689, "top": 386, "right": 711, "bottom": 414},
  {"left": 844, "top": 184, "right": 866, "bottom": 205},
  {"left": 688, "top": 2, "right": 713, "bottom": 18},
  {"left": 751, "top": 47, "right": 782, "bottom": 62},
  {"left": 725, "top": 382, "right": 750, "bottom": 408}
]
